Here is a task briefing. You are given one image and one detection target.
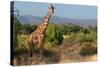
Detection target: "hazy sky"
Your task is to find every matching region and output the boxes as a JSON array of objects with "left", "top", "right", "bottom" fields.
[{"left": 13, "top": 1, "right": 97, "bottom": 19}]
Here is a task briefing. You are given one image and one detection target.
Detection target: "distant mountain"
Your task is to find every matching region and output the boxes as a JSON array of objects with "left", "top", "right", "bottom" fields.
[
  {"left": 50, "top": 16, "right": 97, "bottom": 27},
  {"left": 17, "top": 15, "right": 42, "bottom": 24},
  {"left": 16, "top": 15, "right": 97, "bottom": 27}
]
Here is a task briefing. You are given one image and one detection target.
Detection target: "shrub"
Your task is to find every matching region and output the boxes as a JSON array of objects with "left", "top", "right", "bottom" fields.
[
  {"left": 64, "top": 32, "right": 85, "bottom": 44},
  {"left": 13, "top": 16, "right": 21, "bottom": 49},
  {"left": 20, "top": 24, "right": 37, "bottom": 34},
  {"left": 84, "top": 31, "right": 97, "bottom": 42},
  {"left": 45, "top": 23, "right": 63, "bottom": 49},
  {"left": 17, "top": 35, "right": 29, "bottom": 49},
  {"left": 80, "top": 43, "right": 97, "bottom": 56}
]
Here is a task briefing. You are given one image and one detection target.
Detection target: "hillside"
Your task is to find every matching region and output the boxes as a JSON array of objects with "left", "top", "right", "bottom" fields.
[{"left": 16, "top": 15, "right": 97, "bottom": 27}]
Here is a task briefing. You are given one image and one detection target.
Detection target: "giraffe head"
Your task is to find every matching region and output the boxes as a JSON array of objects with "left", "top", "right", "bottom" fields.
[
  {"left": 37, "top": 4, "right": 55, "bottom": 32},
  {"left": 48, "top": 4, "right": 55, "bottom": 16}
]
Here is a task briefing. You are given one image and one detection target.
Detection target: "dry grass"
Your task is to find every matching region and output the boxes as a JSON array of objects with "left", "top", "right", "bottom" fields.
[{"left": 13, "top": 35, "right": 97, "bottom": 66}]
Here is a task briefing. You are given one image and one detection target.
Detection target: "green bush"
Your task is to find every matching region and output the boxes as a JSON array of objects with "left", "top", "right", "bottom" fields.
[
  {"left": 17, "top": 35, "right": 29, "bottom": 49},
  {"left": 45, "top": 23, "right": 63, "bottom": 49},
  {"left": 64, "top": 32, "right": 85, "bottom": 44},
  {"left": 13, "top": 16, "right": 21, "bottom": 49},
  {"left": 84, "top": 31, "right": 97, "bottom": 42},
  {"left": 80, "top": 45, "right": 97, "bottom": 56},
  {"left": 20, "top": 24, "right": 37, "bottom": 34},
  {"left": 63, "top": 30, "right": 97, "bottom": 45},
  {"left": 58, "top": 24, "right": 84, "bottom": 35}
]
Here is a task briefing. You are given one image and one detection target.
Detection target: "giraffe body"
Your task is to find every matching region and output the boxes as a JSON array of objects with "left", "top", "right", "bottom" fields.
[{"left": 28, "top": 5, "right": 55, "bottom": 60}]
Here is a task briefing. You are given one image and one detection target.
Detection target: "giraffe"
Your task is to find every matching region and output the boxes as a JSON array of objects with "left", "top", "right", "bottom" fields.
[{"left": 28, "top": 4, "right": 55, "bottom": 60}]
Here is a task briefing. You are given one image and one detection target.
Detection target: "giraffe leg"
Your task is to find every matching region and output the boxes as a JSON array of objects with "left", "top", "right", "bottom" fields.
[
  {"left": 39, "top": 38, "right": 45, "bottom": 62},
  {"left": 29, "top": 48, "right": 32, "bottom": 57},
  {"left": 28, "top": 41, "right": 33, "bottom": 57},
  {"left": 39, "top": 47, "right": 42, "bottom": 61},
  {"left": 39, "top": 44, "right": 44, "bottom": 61}
]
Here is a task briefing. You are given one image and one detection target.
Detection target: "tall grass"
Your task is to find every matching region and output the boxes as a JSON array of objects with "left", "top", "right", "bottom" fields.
[{"left": 17, "top": 35, "right": 29, "bottom": 50}]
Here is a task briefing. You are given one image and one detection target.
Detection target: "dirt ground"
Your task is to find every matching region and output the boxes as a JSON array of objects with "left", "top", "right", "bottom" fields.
[{"left": 13, "top": 43, "right": 97, "bottom": 66}]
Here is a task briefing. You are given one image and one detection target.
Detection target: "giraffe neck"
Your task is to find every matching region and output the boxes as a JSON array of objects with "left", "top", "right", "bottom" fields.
[
  {"left": 36, "top": 15, "right": 51, "bottom": 34},
  {"left": 35, "top": 5, "right": 54, "bottom": 34}
]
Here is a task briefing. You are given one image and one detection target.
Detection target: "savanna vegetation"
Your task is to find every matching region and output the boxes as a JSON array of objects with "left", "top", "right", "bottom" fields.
[{"left": 13, "top": 16, "right": 97, "bottom": 65}]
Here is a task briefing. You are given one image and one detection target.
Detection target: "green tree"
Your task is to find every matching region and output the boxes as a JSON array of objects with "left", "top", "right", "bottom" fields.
[
  {"left": 84, "top": 31, "right": 97, "bottom": 42},
  {"left": 20, "top": 24, "right": 37, "bottom": 34},
  {"left": 45, "top": 23, "right": 63, "bottom": 49},
  {"left": 13, "top": 16, "right": 21, "bottom": 49}
]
